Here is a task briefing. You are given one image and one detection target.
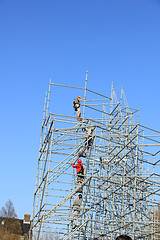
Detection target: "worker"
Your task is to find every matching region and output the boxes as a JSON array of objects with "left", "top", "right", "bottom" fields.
[
  {"left": 73, "top": 96, "right": 86, "bottom": 121},
  {"left": 79, "top": 125, "right": 96, "bottom": 157},
  {"left": 71, "top": 159, "right": 85, "bottom": 187},
  {"left": 72, "top": 194, "right": 82, "bottom": 229}
]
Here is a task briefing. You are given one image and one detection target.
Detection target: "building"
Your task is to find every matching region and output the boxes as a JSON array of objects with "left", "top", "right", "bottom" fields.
[{"left": 0, "top": 214, "right": 30, "bottom": 239}]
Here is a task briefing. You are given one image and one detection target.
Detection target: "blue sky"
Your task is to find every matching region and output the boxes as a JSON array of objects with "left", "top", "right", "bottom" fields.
[{"left": 0, "top": 0, "right": 160, "bottom": 219}]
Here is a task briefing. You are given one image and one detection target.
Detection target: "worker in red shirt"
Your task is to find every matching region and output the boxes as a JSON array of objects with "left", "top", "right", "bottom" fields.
[{"left": 71, "top": 159, "right": 85, "bottom": 185}]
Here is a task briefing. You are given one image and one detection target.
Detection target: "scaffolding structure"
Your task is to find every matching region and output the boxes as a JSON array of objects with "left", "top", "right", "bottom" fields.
[{"left": 30, "top": 73, "right": 160, "bottom": 240}]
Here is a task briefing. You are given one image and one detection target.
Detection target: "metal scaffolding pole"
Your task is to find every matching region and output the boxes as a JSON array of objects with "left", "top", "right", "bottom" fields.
[{"left": 30, "top": 76, "right": 160, "bottom": 240}]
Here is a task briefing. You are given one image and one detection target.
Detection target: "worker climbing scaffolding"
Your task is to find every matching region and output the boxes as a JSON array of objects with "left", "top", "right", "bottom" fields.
[
  {"left": 72, "top": 194, "right": 82, "bottom": 229},
  {"left": 73, "top": 96, "right": 86, "bottom": 121},
  {"left": 79, "top": 125, "right": 97, "bottom": 157},
  {"left": 71, "top": 158, "right": 85, "bottom": 191}
]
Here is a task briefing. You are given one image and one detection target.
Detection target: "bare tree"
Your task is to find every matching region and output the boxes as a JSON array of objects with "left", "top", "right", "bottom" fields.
[{"left": 0, "top": 199, "right": 17, "bottom": 218}]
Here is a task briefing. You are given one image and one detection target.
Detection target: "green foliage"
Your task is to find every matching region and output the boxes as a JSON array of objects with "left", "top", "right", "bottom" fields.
[
  {"left": 0, "top": 217, "right": 22, "bottom": 235},
  {"left": 0, "top": 224, "right": 21, "bottom": 240}
]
